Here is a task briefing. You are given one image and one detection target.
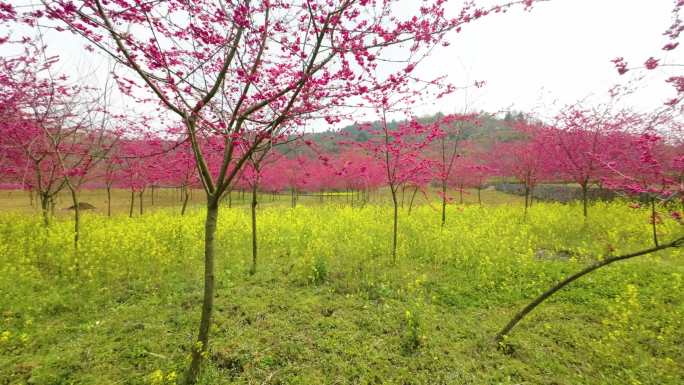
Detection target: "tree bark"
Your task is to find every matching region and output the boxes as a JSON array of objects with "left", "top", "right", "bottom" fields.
[
  {"left": 441, "top": 182, "right": 447, "bottom": 227},
  {"left": 106, "top": 186, "right": 112, "bottom": 217},
  {"left": 523, "top": 185, "right": 529, "bottom": 220},
  {"left": 68, "top": 186, "right": 80, "bottom": 252},
  {"left": 49, "top": 196, "right": 55, "bottom": 217},
  {"left": 40, "top": 193, "right": 50, "bottom": 226},
  {"left": 139, "top": 190, "right": 144, "bottom": 216},
  {"left": 391, "top": 188, "right": 398, "bottom": 263},
  {"left": 401, "top": 185, "right": 406, "bottom": 208},
  {"left": 529, "top": 187, "right": 534, "bottom": 207},
  {"left": 186, "top": 199, "right": 219, "bottom": 383},
  {"left": 581, "top": 183, "right": 588, "bottom": 218},
  {"left": 651, "top": 197, "right": 659, "bottom": 247},
  {"left": 408, "top": 186, "right": 419, "bottom": 215},
  {"left": 495, "top": 236, "right": 684, "bottom": 343},
  {"left": 249, "top": 183, "right": 258, "bottom": 275},
  {"left": 181, "top": 186, "right": 190, "bottom": 216},
  {"left": 129, "top": 189, "right": 135, "bottom": 218}
]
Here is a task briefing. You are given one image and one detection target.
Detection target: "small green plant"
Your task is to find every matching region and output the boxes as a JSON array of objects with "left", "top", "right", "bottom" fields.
[
  {"left": 308, "top": 255, "right": 328, "bottom": 285},
  {"left": 401, "top": 309, "right": 423, "bottom": 354},
  {"left": 361, "top": 278, "right": 392, "bottom": 301}
]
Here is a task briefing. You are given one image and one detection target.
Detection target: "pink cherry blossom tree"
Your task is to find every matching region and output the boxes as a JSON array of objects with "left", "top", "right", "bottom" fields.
[
  {"left": 25, "top": 0, "right": 543, "bottom": 379},
  {"left": 243, "top": 141, "right": 285, "bottom": 275},
  {"left": 550, "top": 105, "right": 638, "bottom": 218},
  {"left": 602, "top": 129, "right": 681, "bottom": 247},
  {"left": 0, "top": 45, "right": 67, "bottom": 225},
  {"left": 492, "top": 121, "right": 553, "bottom": 218},
  {"left": 432, "top": 114, "right": 480, "bottom": 224},
  {"left": 356, "top": 110, "right": 441, "bottom": 262}
]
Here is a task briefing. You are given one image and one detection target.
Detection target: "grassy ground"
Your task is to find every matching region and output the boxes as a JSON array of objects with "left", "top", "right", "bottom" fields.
[
  {"left": 0, "top": 198, "right": 682, "bottom": 384},
  {"left": 0, "top": 188, "right": 207, "bottom": 216},
  {"left": 0, "top": 187, "right": 522, "bottom": 216}
]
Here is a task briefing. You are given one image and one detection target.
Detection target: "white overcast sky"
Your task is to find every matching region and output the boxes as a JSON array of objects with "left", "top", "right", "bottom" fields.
[
  {"left": 412, "top": 0, "right": 683, "bottom": 120},
  {"left": 4, "top": 0, "right": 682, "bottom": 128}
]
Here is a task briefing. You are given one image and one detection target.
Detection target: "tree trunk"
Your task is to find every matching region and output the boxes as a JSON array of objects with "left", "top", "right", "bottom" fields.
[
  {"left": 151, "top": 185, "right": 155, "bottom": 206},
  {"left": 49, "top": 196, "right": 55, "bottom": 217},
  {"left": 249, "top": 183, "right": 258, "bottom": 275},
  {"left": 129, "top": 189, "right": 135, "bottom": 218},
  {"left": 40, "top": 193, "right": 50, "bottom": 227},
  {"left": 401, "top": 185, "right": 406, "bottom": 208},
  {"left": 523, "top": 186, "right": 530, "bottom": 220},
  {"left": 68, "top": 186, "right": 80, "bottom": 251},
  {"left": 391, "top": 188, "right": 398, "bottom": 263},
  {"left": 181, "top": 186, "right": 190, "bottom": 216},
  {"left": 408, "top": 186, "right": 419, "bottom": 215},
  {"left": 477, "top": 187, "right": 482, "bottom": 206},
  {"left": 441, "top": 182, "right": 447, "bottom": 227},
  {"left": 29, "top": 188, "right": 34, "bottom": 207},
  {"left": 651, "top": 197, "right": 659, "bottom": 247},
  {"left": 495, "top": 236, "right": 684, "bottom": 343},
  {"left": 581, "top": 183, "right": 588, "bottom": 218},
  {"left": 139, "top": 190, "right": 144, "bottom": 216},
  {"left": 106, "top": 186, "right": 112, "bottom": 217},
  {"left": 185, "top": 199, "right": 219, "bottom": 383},
  {"left": 529, "top": 187, "right": 534, "bottom": 207}
]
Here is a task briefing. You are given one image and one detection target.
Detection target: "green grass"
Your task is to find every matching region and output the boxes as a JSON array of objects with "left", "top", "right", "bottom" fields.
[{"left": 0, "top": 201, "right": 682, "bottom": 384}]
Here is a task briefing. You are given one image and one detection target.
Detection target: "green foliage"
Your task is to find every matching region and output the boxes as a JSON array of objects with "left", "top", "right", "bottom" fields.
[
  {"left": 307, "top": 255, "right": 328, "bottom": 285},
  {"left": 401, "top": 309, "right": 422, "bottom": 354},
  {"left": 0, "top": 202, "right": 682, "bottom": 384}
]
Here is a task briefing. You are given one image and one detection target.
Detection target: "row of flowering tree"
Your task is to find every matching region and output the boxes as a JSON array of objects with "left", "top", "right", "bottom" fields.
[{"left": 4, "top": 105, "right": 683, "bottom": 224}]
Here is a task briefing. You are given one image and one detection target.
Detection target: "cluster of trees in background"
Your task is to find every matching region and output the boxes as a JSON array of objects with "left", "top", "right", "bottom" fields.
[{"left": 2, "top": 93, "right": 683, "bottom": 219}]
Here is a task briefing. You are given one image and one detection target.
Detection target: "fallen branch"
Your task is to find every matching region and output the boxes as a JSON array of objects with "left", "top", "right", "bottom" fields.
[{"left": 495, "top": 235, "right": 684, "bottom": 344}]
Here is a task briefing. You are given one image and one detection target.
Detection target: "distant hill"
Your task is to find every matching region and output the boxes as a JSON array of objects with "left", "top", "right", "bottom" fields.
[{"left": 292, "top": 111, "right": 528, "bottom": 153}]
